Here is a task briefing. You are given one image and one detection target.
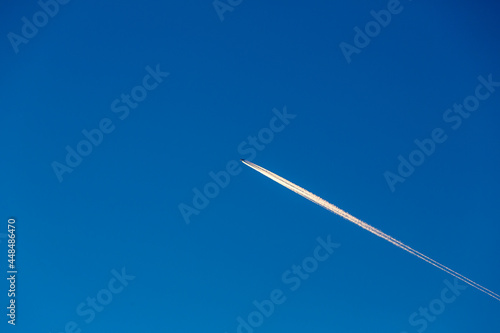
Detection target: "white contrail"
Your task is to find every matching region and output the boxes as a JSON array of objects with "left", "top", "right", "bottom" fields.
[{"left": 241, "top": 159, "right": 500, "bottom": 302}]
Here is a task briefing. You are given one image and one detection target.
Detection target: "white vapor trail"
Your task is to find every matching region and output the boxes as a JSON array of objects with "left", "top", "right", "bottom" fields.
[{"left": 241, "top": 159, "right": 500, "bottom": 302}]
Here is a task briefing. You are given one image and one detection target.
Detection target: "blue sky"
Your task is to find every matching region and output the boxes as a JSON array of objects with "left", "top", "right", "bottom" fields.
[{"left": 1, "top": 0, "right": 500, "bottom": 332}]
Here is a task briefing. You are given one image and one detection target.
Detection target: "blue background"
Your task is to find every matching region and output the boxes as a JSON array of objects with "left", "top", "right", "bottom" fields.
[{"left": 1, "top": 0, "right": 499, "bottom": 332}]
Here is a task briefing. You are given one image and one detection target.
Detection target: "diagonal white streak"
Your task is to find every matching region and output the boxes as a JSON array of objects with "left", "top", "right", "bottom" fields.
[{"left": 241, "top": 159, "right": 500, "bottom": 302}]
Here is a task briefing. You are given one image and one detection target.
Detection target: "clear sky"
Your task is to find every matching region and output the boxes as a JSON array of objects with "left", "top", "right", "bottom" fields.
[{"left": 1, "top": 0, "right": 500, "bottom": 332}]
